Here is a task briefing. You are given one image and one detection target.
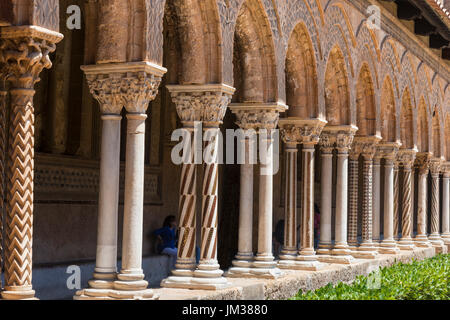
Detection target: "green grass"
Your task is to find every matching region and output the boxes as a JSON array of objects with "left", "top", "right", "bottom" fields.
[{"left": 291, "top": 254, "right": 450, "bottom": 300}]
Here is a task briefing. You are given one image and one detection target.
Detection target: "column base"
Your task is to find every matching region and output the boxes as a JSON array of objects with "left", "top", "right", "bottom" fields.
[
  {"left": 379, "top": 240, "right": 400, "bottom": 254},
  {"left": 294, "top": 255, "right": 326, "bottom": 271},
  {"left": 397, "top": 238, "right": 416, "bottom": 251},
  {"left": 318, "top": 254, "right": 354, "bottom": 265},
  {"left": 1, "top": 287, "right": 36, "bottom": 300},
  {"left": 225, "top": 258, "right": 253, "bottom": 276},
  {"left": 351, "top": 245, "right": 378, "bottom": 259},
  {"left": 316, "top": 244, "right": 332, "bottom": 255},
  {"left": 414, "top": 235, "right": 432, "bottom": 248},
  {"left": 278, "top": 253, "right": 298, "bottom": 269}
]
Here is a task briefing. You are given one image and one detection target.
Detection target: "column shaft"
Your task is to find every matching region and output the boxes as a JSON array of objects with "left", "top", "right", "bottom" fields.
[
  {"left": 414, "top": 162, "right": 432, "bottom": 247},
  {"left": 358, "top": 157, "right": 377, "bottom": 254},
  {"left": 428, "top": 164, "right": 445, "bottom": 253},
  {"left": 348, "top": 157, "right": 359, "bottom": 248},
  {"left": 442, "top": 174, "right": 450, "bottom": 243},
  {"left": 317, "top": 151, "right": 333, "bottom": 254},
  {"left": 372, "top": 158, "right": 381, "bottom": 243},
  {"left": 398, "top": 161, "right": 415, "bottom": 250},
  {"left": 333, "top": 151, "right": 351, "bottom": 254},
  {"left": 393, "top": 163, "right": 400, "bottom": 240}
]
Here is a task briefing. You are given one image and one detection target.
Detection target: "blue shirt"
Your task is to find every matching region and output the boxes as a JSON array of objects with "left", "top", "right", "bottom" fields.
[{"left": 154, "top": 226, "right": 176, "bottom": 254}]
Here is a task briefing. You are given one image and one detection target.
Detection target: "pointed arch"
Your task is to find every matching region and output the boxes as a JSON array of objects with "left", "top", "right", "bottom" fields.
[
  {"left": 356, "top": 63, "right": 376, "bottom": 136},
  {"left": 417, "top": 96, "right": 430, "bottom": 153},
  {"left": 380, "top": 76, "right": 397, "bottom": 143},
  {"left": 400, "top": 87, "right": 415, "bottom": 149}
]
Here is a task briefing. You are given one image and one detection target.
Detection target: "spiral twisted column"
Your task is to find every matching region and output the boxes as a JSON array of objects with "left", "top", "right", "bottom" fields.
[
  {"left": 0, "top": 90, "right": 7, "bottom": 287},
  {"left": 414, "top": 153, "right": 432, "bottom": 248},
  {"left": 393, "top": 161, "right": 400, "bottom": 241},
  {"left": 355, "top": 136, "right": 381, "bottom": 259},
  {"left": 316, "top": 132, "right": 334, "bottom": 256},
  {"left": 442, "top": 164, "right": 450, "bottom": 247},
  {"left": 378, "top": 143, "right": 401, "bottom": 254},
  {"left": 428, "top": 159, "right": 447, "bottom": 253},
  {"left": 397, "top": 149, "right": 417, "bottom": 251},
  {"left": 0, "top": 26, "right": 62, "bottom": 300}
]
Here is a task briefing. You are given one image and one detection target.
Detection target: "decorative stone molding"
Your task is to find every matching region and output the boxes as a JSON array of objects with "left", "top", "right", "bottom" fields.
[
  {"left": 397, "top": 149, "right": 418, "bottom": 168},
  {"left": 167, "top": 84, "right": 235, "bottom": 127},
  {"left": 443, "top": 162, "right": 450, "bottom": 178},
  {"left": 0, "top": 26, "right": 62, "bottom": 88},
  {"left": 429, "top": 158, "right": 443, "bottom": 176},
  {"left": 278, "top": 118, "right": 327, "bottom": 146},
  {"left": 351, "top": 136, "right": 382, "bottom": 160},
  {"left": 415, "top": 152, "right": 432, "bottom": 175},
  {"left": 377, "top": 142, "right": 400, "bottom": 161},
  {"left": 82, "top": 62, "right": 167, "bottom": 115},
  {"left": 319, "top": 132, "right": 335, "bottom": 153},
  {"left": 230, "top": 102, "right": 287, "bottom": 131}
]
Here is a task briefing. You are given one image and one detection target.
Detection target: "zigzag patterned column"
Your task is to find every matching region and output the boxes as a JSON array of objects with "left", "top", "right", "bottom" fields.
[
  {"left": 414, "top": 153, "right": 432, "bottom": 248},
  {"left": 428, "top": 159, "right": 447, "bottom": 253},
  {"left": 348, "top": 149, "right": 360, "bottom": 250},
  {"left": 0, "top": 27, "right": 62, "bottom": 300},
  {"left": 397, "top": 149, "right": 416, "bottom": 251},
  {"left": 0, "top": 90, "right": 6, "bottom": 287}
]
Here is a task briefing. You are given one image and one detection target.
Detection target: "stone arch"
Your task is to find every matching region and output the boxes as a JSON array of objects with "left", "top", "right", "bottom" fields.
[
  {"left": 380, "top": 76, "right": 396, "bottom": 143},
  {"left": 161, "top": 0, "right": 222, "bottom": 84},
  {"left": 356, "top": 63, "right": 376, "bottom": 136},
  {"left": 416, "top": 96, "right": 430, "bottom": 153},
  {"left": 380, "top": 37, "right": 400, "bottom": 100},
  {"left": 324, "top": 45, "right": 350, "bottom": 126},
  {"left": 415, "top": 63, "right": 431, "bottom": 115},
  {"left": 400, "top": 87, "right": 415, "bottom": 149},
  {"left": 399, "top": 51, "right": 416, "bottom": 107},
  {"left": 285, "top": 22, "right": 318, "bottom": 118},
  {"left": 232, "top": 0, "right": 278, "bottom": 102}
]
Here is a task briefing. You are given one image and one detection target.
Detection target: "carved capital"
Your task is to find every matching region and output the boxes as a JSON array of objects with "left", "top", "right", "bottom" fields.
[
  {"left": 0, "top": 26, "right": 62, "bottom": 89},
  {"left": 351, "top": 136, "right": 381, "bottom": 160},
  {"left": 443, "top": 162, "right": 450, "bottom": 178},
  {"left": 319, "top": 132, "right": 336, "bottom": 153},
  {"left": 168, "top": 84, "right": 235, "bottom": 127},
  {"left": 397, "top": 149, "right": 417, "bottom": 169},
  {"left": 278, "top": 118, "right": 327, "bottom": 146},
  {"left": 321, "top": 125, "right": 357, "bottom": 154},
  {"left": 82, "top": 62, "right": 166, "bottom": 115},
  {"left": 377, "top": 142, "right": 400, "bottom": 163},
  {"left": 415, "top": 152, "right": 432, "bottom": 175},
  {"left": 230, "top": 102, "right": 287, "bottom": 131},
  {"left": 429, "top": 158, "right": 442, "bottom": 176}
]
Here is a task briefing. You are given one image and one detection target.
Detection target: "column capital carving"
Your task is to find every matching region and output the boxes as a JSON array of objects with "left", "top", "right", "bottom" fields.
[
  {"left": 229, "top": 102, "right": 287, "bottom": 131},
  {"left": 397, "top": 148, "right": 417, "bottom": 169},
  {"left": 278, "top": 118, "right": 327, "bottom": 146},
  {"left": 0, "top": 26, "right": 63, "bottom": 89},
  {"left": 321, "top": 125, "right": 358, "bottom": 154},
  {"left": 82, "top": 62, "right": 166, "bottom": 115},
  {"left": 168, "top": 84, "right": 235, "bottom": 127},
  {"left": 443, "top": 162, "right": 450, "bottom": 178},
  {"left": 415, "top": 152, "right": 432, "bottom": 175},
  {"left": 376, "top": 142, "right": 400, "bottom": 163},
  {"left": 319, "top": 132, "right": 336, "bottom": 153},
  {"left": 429, "top": 158, "right": 442, "bottom": 176},
  {"left": 350, "top": 136, "right": 381, "bottom": 160}
]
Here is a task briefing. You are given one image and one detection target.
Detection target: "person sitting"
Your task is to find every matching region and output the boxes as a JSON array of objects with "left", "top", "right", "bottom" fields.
[{"left": 153, "top": 215, "right": 177, "bottom": 258}]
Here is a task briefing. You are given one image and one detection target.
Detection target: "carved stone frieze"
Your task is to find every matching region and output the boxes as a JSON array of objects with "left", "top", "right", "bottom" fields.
[
  {"left": 230, "top": 102, "right": 287, "bottom": 131},
  {"left": 279, "top": 118, "right": 327, "bottom": 146},
  {"left": 351, "top": 136, "right": 382, "bottom": 160}
]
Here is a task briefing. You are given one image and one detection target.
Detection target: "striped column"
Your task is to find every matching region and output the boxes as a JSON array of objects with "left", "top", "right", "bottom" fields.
[
  {"left": 348, "top": 152, "right": 360, "bottom": 250},
  {"left": 397, "top": 150, "right": 416, "bottom": 251},
  {"left": 279, "top": 142, "right": 299, "bottom": 266}
]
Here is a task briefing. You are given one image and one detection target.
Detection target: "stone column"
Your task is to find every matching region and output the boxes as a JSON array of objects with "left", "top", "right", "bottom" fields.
[
  {"left": 393, "top": 161, "right": 401, "bottom": 241},
  {"left": 397, "top": 149, "right": 417, "bottom": 251},
  {"left": 372, "top": 153, "right": 382, "bottom": 245},
  {"left": 0, "top": 26, "right": 62, "bottom": 300},
  {"left": 317, "top": 133, "right": 334, "bottom": 256},
  {"left": 278, "top": 119, "right": 326, "bottom": 270},
  {"left": 278, "top": 141, "right": 299, "bottom": 267},
  {"left": 414, "top": 153, "right": 432, "bottom": 248},
  {"left": 226, "top": 126, "right": 256, "bottom": 276},
  {"left": 163, "top": 84, "right": 236, "bottom": 288},
  {"left": 428, "top": 159, "right": 447, "bottom": 253},
  {"left": 378, "top": 144, "right": 401, "bottom": 254},
  {"left": 348, "top": 148, "right": 360, "bottom": 250},
  {"left": 0, "top": 89, "right": 7, "bottom": 287},
  {"left": 354, "top": 136, "right": 381, "bottom": 259},
  {"left": 442, "top": 163, "right": 450, "bottom": 248}
]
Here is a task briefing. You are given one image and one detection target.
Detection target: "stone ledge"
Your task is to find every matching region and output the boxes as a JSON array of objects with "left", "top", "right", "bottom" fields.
[{"left": 154, "top": 248, "right": 436, "bottom": 300}]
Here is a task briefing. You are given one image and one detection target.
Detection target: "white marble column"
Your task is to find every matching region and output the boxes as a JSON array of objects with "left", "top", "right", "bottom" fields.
[
  {"left": 227, "top": 130, "right": 256, "bottom": 275},
  {"left": 428, "top": 159, "right": 448, "bottom": 253},
  {"left": 397, "top": 149, "right": 417, "bottom": 251},
  {"left": 442, "top": 164, "right": 450, "bottom": 248},
  {"left": 355, "top": 137, "right": 380, "bottom": 259},
  {"left": 372, "top": 154, "right": 382, "bottom": 245},
  {"left": 393, "top": 162, "right": 401, "bottom": 241},
  {"left": 278, "top": 142, "right": 299, "bottom": 267},
  {"left": 378, "top": 144, "right": 400, "bottom": 254},
  {"left": 317, "top": 134, "right": 334, "bottom": 255},
  {"left": 414, "top": 153, "right": 432, "bottom": 248}
]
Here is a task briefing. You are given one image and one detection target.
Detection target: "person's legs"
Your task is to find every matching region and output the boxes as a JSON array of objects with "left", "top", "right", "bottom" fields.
[{"left": 161, "top": 247, "right": 178, "bottom": 257}]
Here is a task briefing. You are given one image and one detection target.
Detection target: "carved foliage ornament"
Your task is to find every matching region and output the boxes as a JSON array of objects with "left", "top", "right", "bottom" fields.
[
  {"left": 397, "top": 150, "right": 417, "bottom": 168},
  {"left": 429, "top": 159, "right": 442, "bottom": 176},
  {"left": 170, "top": 91, "right": 232, "bottom": 125},
  {"left": 351, "top": 139, "right": 379, "bottom": 160},
  {"left": 0, "top": 36, "right": 56, "bottom": 88},
  {"left": 336, "top": 132, "right": 355, "bottom": 152},
  {"left": 235, "top": 110, "right": 279, "bottom": 131},
  {"left": 415, "top": 153, "right": 432, "bottom": 174}
]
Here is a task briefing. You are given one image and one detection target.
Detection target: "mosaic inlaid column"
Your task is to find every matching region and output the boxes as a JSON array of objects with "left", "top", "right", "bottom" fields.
[
  {"left": 0, "top": 89, "right": 6, "bottom": 287},
  {"left": 378, "top": 144, "right": 400, "bottom": 254},
  {"left": 428, "top": 159, "right": 447, "bottom": 253},
  {"left": 227, "top": 127, "right": 256, "bottom": 276},
  {"left": 348, "top": 148, "right": 360, "bottom": 251},
  {"left": 355, "top": 137, "right": 380, "bottom": 259},
  {"left": 442, "top": 163, "right": 450, "bottom": 247},
  {"left": 278, "top": 141, "right": 299, "bottom": 268},
  {"left": 372, "top": 154, "right": 382, "bottom": 245},
  {"left": 414, "top": 153, "right": 432, "bottom": 248},
  {"left": 0, "top": 26, "right": 62, "bottom": 300},
  {"left": 397, "top": 149, "right": 416, "bottom": 251},
  {"left": 77, "top": 66, "right": 126, "bottom": 291},
  {"left": 163, "top": 84, "right": 235, "bottom": 288},
  {"left": 317, "top": 133, "right": 334, "bottom": 256}
]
